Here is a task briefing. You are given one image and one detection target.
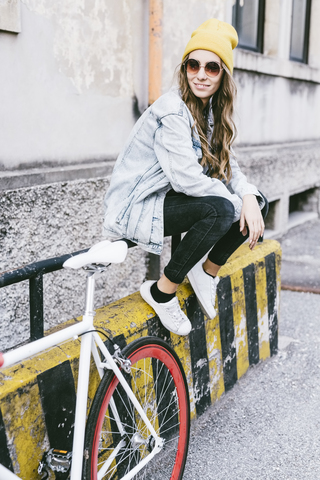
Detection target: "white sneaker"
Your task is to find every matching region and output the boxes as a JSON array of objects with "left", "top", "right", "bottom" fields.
[
  {"left": 187, "top": 257, "right": 220, "bottom": 319},
  {"left": 140, "top": 280, "right": 192, "bottom": 336}
]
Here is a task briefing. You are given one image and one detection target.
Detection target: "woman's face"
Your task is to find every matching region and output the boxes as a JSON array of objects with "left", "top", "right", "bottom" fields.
[{"left": 186, "top": 49, "right": 223, "bottom": 106}]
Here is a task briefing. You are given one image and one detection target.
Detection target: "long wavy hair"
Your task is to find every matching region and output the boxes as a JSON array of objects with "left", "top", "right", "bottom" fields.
[{"left": 178, "top": 57, "right": 237, "bottom": 182}]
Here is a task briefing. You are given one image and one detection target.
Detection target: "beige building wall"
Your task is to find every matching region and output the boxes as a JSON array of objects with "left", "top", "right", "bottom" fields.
[{"left": 0, "top": 0, "right": 149, "bottom": 169}]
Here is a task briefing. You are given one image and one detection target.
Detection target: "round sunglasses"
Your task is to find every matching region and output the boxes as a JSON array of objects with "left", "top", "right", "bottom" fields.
[{"left": 183, "top": 58, "right": 222, "bottom": 78}]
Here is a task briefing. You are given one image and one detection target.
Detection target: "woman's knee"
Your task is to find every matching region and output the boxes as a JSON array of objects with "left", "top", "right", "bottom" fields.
[
  {"left": 205, "top": 196, "right": 235, "bottom": 218},
  {"left": 208, "top": 197, "right": 235, "bottom": 228},
  {"left": 202, "top": 196, "right": 235, "bottom": 235}
]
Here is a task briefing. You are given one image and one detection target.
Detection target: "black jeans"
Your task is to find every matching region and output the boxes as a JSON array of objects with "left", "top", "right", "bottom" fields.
[{"left": 163, "top": 190, "right": 269, "bottom": 284}]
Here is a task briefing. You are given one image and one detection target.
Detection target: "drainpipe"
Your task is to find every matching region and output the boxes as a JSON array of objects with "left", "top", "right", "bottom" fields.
[
  {"left": 148, "top": 0, "right": 163, "bottom": 105},
  {"left": 147, "top": 0, "right": 163, "bottom": 279}
]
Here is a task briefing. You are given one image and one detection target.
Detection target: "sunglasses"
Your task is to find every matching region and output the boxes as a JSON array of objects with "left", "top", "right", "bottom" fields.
[{"left": 183, "top": 58, "right": 222, "bottom": 78}]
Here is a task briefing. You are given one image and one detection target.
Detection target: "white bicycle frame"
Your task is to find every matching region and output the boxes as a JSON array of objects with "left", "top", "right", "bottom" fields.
[{"left": 0, "top": 262, "right": 163, "bottom": 480}]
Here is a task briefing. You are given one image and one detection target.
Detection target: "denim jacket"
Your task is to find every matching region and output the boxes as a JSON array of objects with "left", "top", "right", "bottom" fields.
[{"left": 103, "top": 88, "right": 263, "bottom": 255}]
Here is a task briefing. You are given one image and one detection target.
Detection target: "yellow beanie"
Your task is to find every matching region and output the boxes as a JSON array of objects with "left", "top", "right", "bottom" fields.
[{"left": 182, "top": 18, "right": 238, "bottom": 74}]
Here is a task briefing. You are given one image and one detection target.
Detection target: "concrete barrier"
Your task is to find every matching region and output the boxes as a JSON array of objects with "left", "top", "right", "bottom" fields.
[{"left": 0, "top": 239, "right": 281, "bottom": 478}]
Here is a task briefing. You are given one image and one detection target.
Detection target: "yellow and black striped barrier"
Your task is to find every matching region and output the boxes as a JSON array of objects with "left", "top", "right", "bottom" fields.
[{"left": 0, "top": 239, "right": 281, "bottom": 478}]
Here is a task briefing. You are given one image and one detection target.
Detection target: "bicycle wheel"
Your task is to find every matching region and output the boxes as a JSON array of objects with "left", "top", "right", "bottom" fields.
[{"left": 83, "top": 337, "right": 190, "bottom": 480}]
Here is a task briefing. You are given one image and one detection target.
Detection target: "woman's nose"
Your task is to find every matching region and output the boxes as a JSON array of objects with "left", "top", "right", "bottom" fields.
[{"left": 196, "top": 66, "right": 207, "bottom": 80}]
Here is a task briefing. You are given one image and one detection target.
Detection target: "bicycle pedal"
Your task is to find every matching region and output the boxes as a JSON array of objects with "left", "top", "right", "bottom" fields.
[{"left": 38, "top": 448, "right": 72, "bottom": 474}]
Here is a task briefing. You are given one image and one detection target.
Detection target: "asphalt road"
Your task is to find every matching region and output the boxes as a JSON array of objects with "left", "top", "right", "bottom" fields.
[{"left": 183, "top": 288, "right": 320, "bottom": 479}]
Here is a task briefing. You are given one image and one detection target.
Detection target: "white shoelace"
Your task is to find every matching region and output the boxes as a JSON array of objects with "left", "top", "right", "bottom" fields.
[
  {"left": 163, "top": 297, "right": 187, "bottom": 327},
  {"left": 210, "top": 277, "right": 219, "bottom": 302}
]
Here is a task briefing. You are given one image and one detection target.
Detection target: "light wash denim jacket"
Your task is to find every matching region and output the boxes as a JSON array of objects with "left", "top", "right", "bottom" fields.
[{"left": 103, "top": 89, "right": 263, "bottom": 255}]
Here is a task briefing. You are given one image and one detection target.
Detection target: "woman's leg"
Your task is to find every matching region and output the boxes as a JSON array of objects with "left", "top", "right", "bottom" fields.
[
  {"left": 208, "top": 192, "right": 269, "bottom": 267},
  {"left": 140, "top": 191, "right": 235, "bottom": 334},
  {"left": 185, "top": 193, "right": 269, "bottom": 319},
  {"left": 162, "top": 191, "right": 235, "bottom": 284}
]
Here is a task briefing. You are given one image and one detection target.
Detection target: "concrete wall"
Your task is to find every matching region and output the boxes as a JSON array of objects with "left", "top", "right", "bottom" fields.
[
  {"left": 1, "top": 0, "right": 320, "bottom": 350},
  {"left": 0, "top": 0, "right": 149, "bottom": 169},
  {"left": 234, "top": 70, "right": 320, "bottom": 145},
  {"left": 229, "top": 0, "right": 320, "bottom": 235},
  {"left": 236, "top": 140, "right": 320, "bottom": 236},
  {"left": 0, "top": 0, "right": 227, "bottom": 172},
  {"left": 0, "top": 178, "right": 150, "bottom": 351}
]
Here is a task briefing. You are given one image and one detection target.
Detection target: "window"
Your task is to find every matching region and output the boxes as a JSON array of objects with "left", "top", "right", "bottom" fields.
[
  {"left": 232, "top": 0, "right": 265, "bottom": 53},
  {"left": 290, "top": 0, "right": 312, "bottom": 63}
]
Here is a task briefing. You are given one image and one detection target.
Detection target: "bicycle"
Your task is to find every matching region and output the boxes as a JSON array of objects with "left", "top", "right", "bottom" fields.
[{"left": 0, "top": 239, "right": 190, "bottom": 480}]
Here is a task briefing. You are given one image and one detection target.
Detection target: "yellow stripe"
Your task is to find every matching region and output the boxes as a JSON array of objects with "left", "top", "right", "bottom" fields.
[
  {"left": 2, "top": 384, "right": 48, "bottom": 479},
  {"left": 204, "top": 311, "right": 225, "bottom": 404},
  {"left": 275, "top": 250, "right": 282, "bottom": 335},
  {"left": 255, "top": 259, "right": 270, "bottom": 360},
  {"left": 175, "top": 283, "right": 196, "bottom": 420},
  {"left": 231, "top": 269, "right": 249, "bottom": 379},
  {"left": 219, "top": 240, "right": 280, "bottom": 277}
]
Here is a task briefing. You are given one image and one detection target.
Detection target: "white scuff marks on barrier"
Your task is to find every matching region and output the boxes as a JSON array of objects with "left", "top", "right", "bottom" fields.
[
  {"left": 208, "top": 347, "right": 222, "bottom": 366},
  {"left": 192, "top": 378, "right": 210, "bottom": 405},
  {"left": 269, "top": 295, "right": 279, "bottom": 334},
  {"left": 224, "top": 339, "right": 236, "bottom": 367},
  {"left": 207, "top": 338, "right": 223, "bottom": 399},
  {"left": 196, "top": 357, "right": 208, "bottom": 370},
  {"left": 22, "top": 0, "right": 134, "bottom": 96},
  {"left": 258, "top": 308, "right": 269, "bottom": 350},
  {"left": 234, "top": 312, "right": 247, "bottom": 356}
]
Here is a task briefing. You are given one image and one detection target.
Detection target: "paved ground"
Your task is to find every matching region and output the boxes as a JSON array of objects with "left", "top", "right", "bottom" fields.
[
  {"left": 183, "top": 219, "right": 320, "bottom": 480},
  {"left": 184, "top": 290, "right": 320, "bottom": 480},
  {"left": 279, "top": 218, "right": 320, "bottom": 290}
]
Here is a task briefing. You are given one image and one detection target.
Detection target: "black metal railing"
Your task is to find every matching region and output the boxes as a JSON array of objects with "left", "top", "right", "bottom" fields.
[
  {"left": 0, "top": 235, "right": 181, "bottom": 346},
  {"left": 0, "top": 248, "right": 89, "bottom": 342}
]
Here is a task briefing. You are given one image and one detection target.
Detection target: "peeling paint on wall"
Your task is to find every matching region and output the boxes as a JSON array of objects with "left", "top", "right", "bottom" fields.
[{"left": 22, "top": 0, "right": 135, "bottom": 95}]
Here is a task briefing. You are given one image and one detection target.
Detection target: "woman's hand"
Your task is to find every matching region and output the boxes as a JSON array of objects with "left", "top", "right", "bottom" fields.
[{"left": 240, "top": 194, "right": 265, "bottom": 250}]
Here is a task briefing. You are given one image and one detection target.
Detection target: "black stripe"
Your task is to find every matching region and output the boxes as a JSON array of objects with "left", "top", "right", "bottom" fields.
[
  {"left": 104, "top": 333, "right": 127, "bottom": 356},
  {"left": 217, "top": 276, "right": 238, "bottom": 391},
  {"left": 0, "top": 407, "right": 13, "bottom": 472},
  {"left": 186, "top": 294, "right": 211, "bottom": 416},
  {"left": 243, "top": 263, "right": 259, "bottom": 365},
  {"left": 147, "top": 314, "right": 172, "bottom": 345},
  {"left": 37, "top": 361, "right": 76, "bottom": 463},
  {"left": 265, "top": 252, "right": 278, "bottom": 355}
]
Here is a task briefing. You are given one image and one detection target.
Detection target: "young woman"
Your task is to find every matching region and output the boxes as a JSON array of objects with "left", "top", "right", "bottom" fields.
[{"left": 103, "top": 18, "right": 268, "bottom": 336}]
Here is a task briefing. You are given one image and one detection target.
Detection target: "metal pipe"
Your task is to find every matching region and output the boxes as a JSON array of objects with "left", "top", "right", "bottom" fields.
[
  {"left": 148, "top": 0, "right": 163, "bottom": 105},
  {"left": 281, "top": 284, "right": 320, "bottom": 295},
  {"left": 29, "top": 273, "right": 44, "bottom": 340}
]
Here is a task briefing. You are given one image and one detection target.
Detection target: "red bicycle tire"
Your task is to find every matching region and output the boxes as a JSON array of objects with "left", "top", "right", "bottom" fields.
[{"left": 83, "top": 337, "right": 190, "bottom": 480}]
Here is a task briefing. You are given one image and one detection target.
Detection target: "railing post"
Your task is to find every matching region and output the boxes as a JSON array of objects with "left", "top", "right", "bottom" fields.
[
  {"left": 29, "top": 273, "right": 44, "bottom": 341},
  {"left": 146, "top": 253, "right": 160, "bottom": 280}
]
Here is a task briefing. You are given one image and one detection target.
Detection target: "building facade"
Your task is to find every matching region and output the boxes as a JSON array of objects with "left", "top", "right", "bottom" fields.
[{"left": 1, "top": 0, "right": 319, "bottom": 349}]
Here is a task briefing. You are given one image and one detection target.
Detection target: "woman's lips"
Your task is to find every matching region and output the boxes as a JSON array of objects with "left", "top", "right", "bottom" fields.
[{"left": 193, "top": 83, "right": 210, "bottom": 89}]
